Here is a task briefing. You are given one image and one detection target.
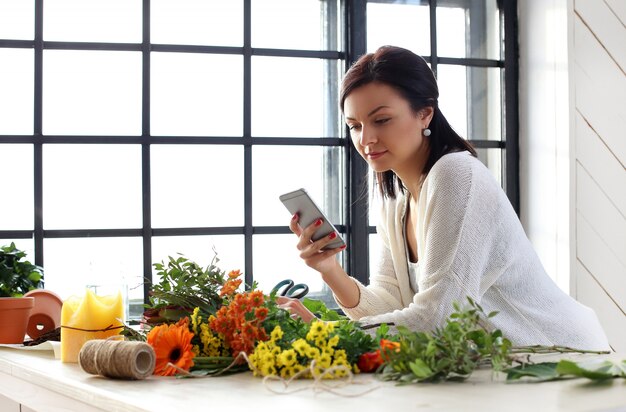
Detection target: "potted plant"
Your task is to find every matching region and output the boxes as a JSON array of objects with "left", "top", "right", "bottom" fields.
[{"left": 0, "top": 243, "right": 44, "bottom": 343}]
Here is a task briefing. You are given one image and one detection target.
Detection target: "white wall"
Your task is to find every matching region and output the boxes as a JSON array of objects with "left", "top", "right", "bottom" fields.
[
  {"left": 519, "top": 0, "right": 626, "bottom": 351},
  {"left": 570, "top": 0, "right": 626, "bottom": 352}
]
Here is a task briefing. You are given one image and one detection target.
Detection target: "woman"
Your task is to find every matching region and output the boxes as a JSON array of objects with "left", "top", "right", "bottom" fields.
[{"left": 282, "top": 45, "right": 609, "bottom": 350}]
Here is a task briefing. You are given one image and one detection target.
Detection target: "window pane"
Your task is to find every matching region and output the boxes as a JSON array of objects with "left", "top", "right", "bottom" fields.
[
  {"left": 253, "top": 146, "right": 344, "bottom": 226},
  {"left": 437, "top": 65, "right": 502, "bottom": 141},
  {"left": 252, "top": 0, "right": 341, "bottom": 51},
  {"left": 369, "top": 232, "right": 382, "bottom": 277},
  {"left": 476, "top": 148, "right": 502, "bottom": 186},
  {"left": 0, "top": 144, "right": 33, "bottom": 230},
  {"left": 252, "top": 57, "right": 340, "bottom": 137},
  {"left": 253, "top": 234, "right": 339, "bottom": 305},
  {"left": 43, "top": 144, "right": 142, "bottom": 229},
  {"left": 366, "top": 1, "right": 430, "bottom": 56},
  {"left": 44, "top": 237, "right": 143, "bottom": 317},
  {"left": 151, "top": 235, "right": 245, "bottom": 284},
  {"left": 151, "top": 145, "right": 244, "bottom": 227},
  {"left": 151, "top": 0, "right": 243, "bottom": 47},
  {"left": 437, "top": 1, "right": 501, "bottom": 60},
  {"left": 0, "top": 49, "right": 33, "bottom": 135},
  {"left": 0, "top": 0, "right": 34, "bottom": 40},
  {"left": 43, "top": 50, "right": 142, "bottom": 135},
  {"left": 43, "top": 0, "right": 141, "bottom": 43},
  {"left": 151, "top": 53, "right": 243, "bottom": 137}
]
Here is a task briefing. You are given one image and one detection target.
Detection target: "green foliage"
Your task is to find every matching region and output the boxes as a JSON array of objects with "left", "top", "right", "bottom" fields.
[
  {"left": 302, "top": 297, "right": 344, "bottom": 321},
  {"left": 506, "top": 358, "right": 626, "bottom": 382},
  {"left": 147, "top": 253, "right": 226, "bottom": 321},
  {"left": 378, "top": 297, "right": 512, "bottom": 383},
  {"left": 275, "top": 297, "right": 375, "bottom": 364},
  {"left": 337, "top": 320, "right": 377, "bottom": 364},
  {"left": 504, "top": 362, "right": 561, "bottom": 381},
  {"left": 0, "top": 243, "right": 44, "bottom": 298},
  {"left": 262, "top": 290, "right": 310, "bottom": 343}
]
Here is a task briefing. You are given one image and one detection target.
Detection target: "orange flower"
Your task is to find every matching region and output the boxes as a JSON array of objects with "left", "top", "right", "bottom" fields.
[
  {"left": 220, "top": 278, "right": 242, "bottom": 297},
  {"left": 254, "top": 306, "right": 269, "bottom": 321},
  {"left": 147, "top": 317, "right": 195, "bottom": 376},
  {"left": 209, "top": 291, "right": 270, "bottom": 357},
  {"left": 228, "top": 269, "right": 242, "bottom": 279},
  {"left": 380, "top": 339, "right": 401, "bottom": 361},
  {"left": 248, "top": 290, "right": 264, "bottom": 307}
]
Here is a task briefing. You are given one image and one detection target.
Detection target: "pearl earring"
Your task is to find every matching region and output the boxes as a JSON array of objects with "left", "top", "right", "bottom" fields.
[{"left": 423, "top": 128, "right": 431, "bottom": 137}]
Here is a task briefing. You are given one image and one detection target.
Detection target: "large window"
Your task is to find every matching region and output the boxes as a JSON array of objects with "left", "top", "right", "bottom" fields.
[{"left": 0, "top": 0, "right": 517, "bottom": 317}]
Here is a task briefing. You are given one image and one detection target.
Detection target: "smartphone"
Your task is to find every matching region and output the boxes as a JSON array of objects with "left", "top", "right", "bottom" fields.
[{"left": 279, "top": 188, "right": 345, "bottom": 250}]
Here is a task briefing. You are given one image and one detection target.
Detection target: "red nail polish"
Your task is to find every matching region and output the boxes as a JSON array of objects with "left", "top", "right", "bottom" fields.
[
  {"left": 328, "top": 232, "right": 337, "bottom": 239},
  {"left": 340, "top": 245, "right": 347, "bottom": 250},
  {"left": 315, "top": 219, "right": 323, "bottom": 226},
  {"left": 292, "top": 213, "right": 298, "bottom": 221}
]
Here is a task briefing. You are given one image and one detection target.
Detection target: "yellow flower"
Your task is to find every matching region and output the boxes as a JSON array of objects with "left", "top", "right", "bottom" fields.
[
  {"left": 314, "top": 337, "right": 327, "bottom": 349},
  {"left": 306, "top": 320, "right": 327, "bottom": 341},
  {"left": 199, "top": 323, "right": 224, "bottom": 357},
  {"left": 326, "top": 334, "right": 339, "bottom": 350},
  {"left": 292, "top": 364, "right": 306, "bottom": 375},
  {"left": 334, "top": 349, "right": 347, "bottom": 362},
  {"left": 262, "top": 352, "right": 275, "bottom": 368},
  {"left": 277, "top": 349, "right": 297, "bottom": 368},
  {"left": 280, "top": 366, "right": 295, "bottom": 379},
  {"left": 317, "top": 353, "right": 331, "bottom": 369},
  {"left": 190, "top": 307, "right": 201, "bottom": 335},
  {"left": 261, "top": 364, "right": 277, "bottom": 376},
  {"left": 293, "top": 338, "right": 310, "bottom": 357},
  {"left": 306, "top": 346, "right": 320, "bottom": 359},
  {"left": 270, "top": 325, "right": 283, "bottom": 342}
]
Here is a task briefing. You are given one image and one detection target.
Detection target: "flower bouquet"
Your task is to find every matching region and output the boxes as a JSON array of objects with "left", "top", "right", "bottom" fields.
[
  {"left": 128, "top": 253, "right": 376, "bottom": 378},
  {"left": 121, "top": 253, "right": 618, "bottom": 384}
]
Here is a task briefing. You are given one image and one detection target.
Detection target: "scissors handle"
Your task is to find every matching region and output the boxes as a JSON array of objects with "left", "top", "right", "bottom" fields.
[
  {"left": 272, "top": 279, "right": 294, "bottom": 296},
  {"left": 271, "top": 279, "right": 309, "bottom": 299},
  {"left": 284, "top": 283, "right": 309, "bottom": 299}
]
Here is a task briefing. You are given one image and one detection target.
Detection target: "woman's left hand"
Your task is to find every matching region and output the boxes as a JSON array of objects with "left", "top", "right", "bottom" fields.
[{"left": 276, "top": 296, "right": 316, "bottom": 323}]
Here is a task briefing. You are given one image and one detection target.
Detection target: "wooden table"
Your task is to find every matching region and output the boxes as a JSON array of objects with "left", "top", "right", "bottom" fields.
[{"left": 0, "top": 347, "right": 625, "bottom": 412}]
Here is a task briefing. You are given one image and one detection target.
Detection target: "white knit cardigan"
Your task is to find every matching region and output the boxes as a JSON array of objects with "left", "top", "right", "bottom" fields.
[{"left": 337, "top": 151, "right": 610, "bottom": 350}]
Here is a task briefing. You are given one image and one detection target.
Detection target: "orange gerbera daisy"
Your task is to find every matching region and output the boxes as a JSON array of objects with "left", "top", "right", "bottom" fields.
[{"left": 147, "top": 317, "right": 195, "bottom": 376}]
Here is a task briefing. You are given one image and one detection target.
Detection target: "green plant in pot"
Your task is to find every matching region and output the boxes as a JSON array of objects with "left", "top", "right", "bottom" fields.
[{"left": 0, "top": 243, "right": 44, "bottom": 343}]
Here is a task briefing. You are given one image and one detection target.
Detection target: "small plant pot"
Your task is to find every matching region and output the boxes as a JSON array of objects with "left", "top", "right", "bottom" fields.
[
  {"left": 0, "top": 297, "right": 35, "bottom": 344},
  {"left": 23, "top": 289, "right": 63, "bottom": 339}
]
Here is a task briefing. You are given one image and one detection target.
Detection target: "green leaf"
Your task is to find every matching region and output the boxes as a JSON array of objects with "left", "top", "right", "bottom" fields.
[
  {"left": 556, "top": 359, "right": 626, "bottom": 380},
  {"left": 409, "top": 358, "right": 433, "bottom": 379},
  {"left": 505, "top": 362, "right": 561, "bottom": 381},
  {"left": 302, "top": 298, "right": 343, "bottom": 321}
]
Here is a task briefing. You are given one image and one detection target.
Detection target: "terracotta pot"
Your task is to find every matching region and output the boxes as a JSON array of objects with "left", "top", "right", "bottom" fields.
[
  {"left": 23, "top": 289, "right": 63, "bottom": 339},
  {"left": 0, "top": 297, "right": 35, "bottom": 344}
]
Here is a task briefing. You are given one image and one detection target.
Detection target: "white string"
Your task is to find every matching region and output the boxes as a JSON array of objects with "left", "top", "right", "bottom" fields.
[{"left": 167, "top": 352, "right": 380, "bottom": 396}]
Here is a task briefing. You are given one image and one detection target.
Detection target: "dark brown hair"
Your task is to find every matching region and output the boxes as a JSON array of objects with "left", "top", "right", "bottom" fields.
[{"left": 340, "top": 45, "right": 477, "bottom": 198}]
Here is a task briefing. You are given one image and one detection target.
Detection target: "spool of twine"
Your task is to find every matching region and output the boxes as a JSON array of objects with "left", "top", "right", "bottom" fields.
[{"left": 78, "top": 339, "right": 156, "bottom": 380}]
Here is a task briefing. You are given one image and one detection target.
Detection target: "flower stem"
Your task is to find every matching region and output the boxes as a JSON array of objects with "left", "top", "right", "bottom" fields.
[{"left": 509, "top": 345, "right": 610, "bottom": 355}]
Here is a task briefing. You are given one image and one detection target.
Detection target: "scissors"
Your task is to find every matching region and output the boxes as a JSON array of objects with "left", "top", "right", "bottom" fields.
[{"left": 271, "top": 279, "right": 309, "bottom": 299}]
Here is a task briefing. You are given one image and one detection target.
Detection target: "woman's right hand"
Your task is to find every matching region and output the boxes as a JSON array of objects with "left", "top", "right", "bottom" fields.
[{"left": 289, "top": 213, "right": 345, "bottom": 276}]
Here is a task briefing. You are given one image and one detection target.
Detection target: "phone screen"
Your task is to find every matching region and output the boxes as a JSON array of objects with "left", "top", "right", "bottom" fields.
[{"left": 279, "top": 188, "right": 345, "bottom": 250}]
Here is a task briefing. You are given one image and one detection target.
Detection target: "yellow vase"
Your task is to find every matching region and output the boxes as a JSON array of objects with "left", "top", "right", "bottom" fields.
[{"left": 60, "top": 289, "right": 125, "bottom": 363}]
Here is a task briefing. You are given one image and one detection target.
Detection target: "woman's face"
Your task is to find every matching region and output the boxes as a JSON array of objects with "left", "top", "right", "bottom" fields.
[{"left": 343, "top": 82, "right": 430, "bottom": 176}]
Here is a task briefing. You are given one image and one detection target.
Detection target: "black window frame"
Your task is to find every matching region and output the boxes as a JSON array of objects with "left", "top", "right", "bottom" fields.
[{"left": 0, "top": 0, "right": 518, "bottom": 303}]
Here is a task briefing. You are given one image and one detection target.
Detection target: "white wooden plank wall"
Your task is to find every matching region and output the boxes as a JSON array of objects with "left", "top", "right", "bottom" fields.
[{"left": 573, "top": 0, "right": 626, "bottom": 351}]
